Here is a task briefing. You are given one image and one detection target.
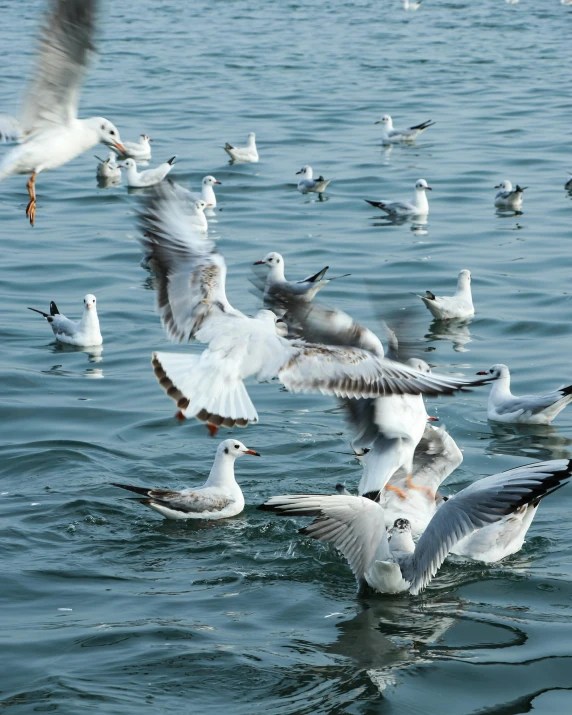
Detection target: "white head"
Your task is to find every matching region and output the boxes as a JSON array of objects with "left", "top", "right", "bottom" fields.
[
  {"left": 477, "top": 364, "right": 509, "bottom": 381},
  {"left": 254, "top": 251, "right": 284, "bottom": 269},
  {"left": 457, "top": 269, "right": 471, "bottom": 290},
  {"left": 203, "top": 175, "right": 221, "bottom": 187},
  {"left": 83, "top": 294, "right": 97, "bottom": 311},
  {"left": 193, "top": 199, "right": 208, "bottom": 213},
  {"left": 255, "top": 309, "right": 282, "bottom": 328},
  {"left": 216, "top": 438, "right": 260, "bottom": 460},
  {"left": 388, "top": 518, "right": 415, "bottom": 553},
  {"left": 415, "top": 179, "right": 432, "bottom": 192},
  {"left": 140, "top": 134, "right": 152, "bottom": 144},
  {"left": 122, "top": 158, "right": 137, "bottom": 171},
  {"left": 247, "top": 132, "right": 256, "bottom": 144},
  {"left": 375, "top": 114, "right": 393, "bottom": 127},
  {"left": 406, "top": 357, "right": 431, "bottom": 374},
  {"left": 495, "top": 180, "right": 513, "bottom": 192},
  {"left": 296, "top": 165, "right": 313, "bottom": 178},
  {"left": 87, "top": 117, "right": 126, "bottom": 153}
]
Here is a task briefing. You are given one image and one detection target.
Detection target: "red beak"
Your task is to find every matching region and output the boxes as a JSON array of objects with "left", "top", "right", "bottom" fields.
[
  {"left": 253, "top": 260, "right": 265, "bottom": 265},
  {"left": 243, "top": 449, "right": 260, "bottom": 456},
  {"left": 476, "top": 371, "right": 488, "bottom": 375},
  {"left": 215, "top": 181, "right": 222, "bottom": 185},
  {"left": 427, "top": 416, "right": 439, "bottom": 422}
]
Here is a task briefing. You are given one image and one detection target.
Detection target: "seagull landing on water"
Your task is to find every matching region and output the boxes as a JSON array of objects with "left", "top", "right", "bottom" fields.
[
  {"left": 95, "top": 152, "right": 121, "bottom": 182},
  {"left": 417, "top": 269, "right": 474, "bottom": 320},
  {"left": 366, "top": 179, "right": 431, "bottom": 217},
  {"left": 223, "top": 132, "right": 258, "bottom": 163},
  {"left": 28, "top": 294, "right": 102, "bottom": 347},
  {"left": 375, "top": 115, "right": 434, "bottom": 145},
  {"left": 115, "top": 133, "right": 152, "bottom": 162},
  {"left": 112, "top": 439, "right": 260, "bottom": 520},
  {"left": 296, "top": 166, "right": 331, "bottom": 194},
  {"left": 260, "top": 459, "right": 572, "bottom": 595},
  {"left": 253, "top": 252, "right": 350, "bottom": 303},
  {"left": 494, "top": 180, "right": 526, "bottom": 210},
  {"left": 121, "top": 156, "right": 176, "bottom": 188},
  {"left": 0, "top": 0, "right": 126, "bottom": 226},
  {"left": 477, "top": 364, "right": 572, "bottom": 425}
]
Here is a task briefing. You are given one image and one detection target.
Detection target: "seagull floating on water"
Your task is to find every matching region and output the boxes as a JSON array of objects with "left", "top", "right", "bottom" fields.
[
  {"left": 0, "top": 0, "right": 125, "bottom": 225},
  {"left": 112, "top": 439, "right": 260, "bottom": 520},
  {"left": 402, "top": 0, "right": 424, "bottom": 9},
  {"left": 375, "top": 115, "right": 434, "bottom": 145},
  {"left": 253, "top": 252, "right": 349, "bottom": 303},
  {"left": 366, "top": 179, "right": 431, "bottom": 217},
  {"left": 187, "top": 175, "right": 221, "bottom": 207},
  {"left": 260, "top": 459, "right": 572, "bottom": 594},
  {"left": 417, "top": 269, "right": 474, "bottom": 320},
  {"left": 224, "top": 132, "right": 258, "bottom": 163},
  {"left": 115, "top": 133, "right": 152, "bottom": 162},
  {"left": 28, "top": 293, "right": 102, "bottom": 347},
  {"left": 95, "top": 152, "right": 121, "bottom": 182},
  {"left": 477, "top": 364, "right": 572, "bottom": 424},
  {"left": 494, "top": 180, "right": 526, "bottom": 210},
  {"left": 296, "top": 166, "right": 331, "bottom": 194},
  {"left": 121, "top": 156, "right": 176, "bottom": 188}
]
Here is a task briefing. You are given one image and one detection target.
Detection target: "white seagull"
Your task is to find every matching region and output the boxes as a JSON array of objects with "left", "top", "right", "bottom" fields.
[
  {"left": 296, "top": 166, "right": 331, "bottom": 194},
  {"left": 28, "top": 293, "right": 102, "bottom": 346},
  {"left": 95, "top": 152, "right": 121, "bottom": 182},
  {"left": 375, "top": 115, "right": 434, "bottom": 145},
  {"left": 253, "top": 252, "right": 349, "bottom": 303},
  {"left": 261, "top": 459, "right": 572, "bottom": 595},
  {"left": 112, "top": 439, "right": 260, "bottom": 520},
  {"left": 477, "top": 364, "right": 572, "bottom": 425},
  {"left": 417, "top": 269, "right": 474, "bottom": 320},
  {"left": 187, "top": 175, "right": 221, "bottom": 207},
  {"left": 0, "top": 0, "right": 126, "bottom": 225},
  {"left": 224, "top": 132, "right": 258, "bottom": 163},
  {"left": 138, "top": 184, "right": 493, "bottom": 432},
  {"left": 366, "top": 179, "right": 431, "bottom": 217},
  {"left": 115, "top": 133, "right": 152, "bottom": 162},
  {"left": 402, "top": 0, "right": 424, "bottom": 9},
  {"left": 122, "top": 156, "right": 176, "bottom": 188},
  {"left": 494, "top": 180, "right": 526, "bottom": 210}
]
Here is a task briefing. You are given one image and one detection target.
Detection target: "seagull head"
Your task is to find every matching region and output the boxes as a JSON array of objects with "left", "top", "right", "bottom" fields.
[
  {"left": 275, "top": 317, "right": 289, "bottom": 338},
  {"left": 477, "top": 364, "right": 508, "bottom": 380},
  {"left": 415, "top": 179, "right": 432, "bottom": 191},
  {"left": 388, "top": 518, "right": 415, "bottom": 552},
  {"left": 218, "top": 439, "right": 260, "bottom": 459},
  {"left": 296, "top": 166, "right": 312, "bottom": 177},
  {"left": 92, "top": 118, "right": 126, "bottom": 154},
  {"left": 203, "top": 175, "right": 221, "bottom": 186},
  {"left": 247, "top": 132, "right": 256, "bottom": 144},
  {"left": 375, "top": 114, "right": 392, "bottom": 126},
  {"left": 194, "top": 199, "right": 208, "bottom": 212},
  {"left": 83, "top": 294, "right": 97, "bottom": 311},
  {"left": 458, "top": 269, "right": 472, "bottom": 289},
  {"left": 253, "top": 251, "right": 283, "bottom": 268},
  {"left": 121, "top": 158, "right": 136, "bottom": 170},
  {"left": 495, "top": 180, "right": 513, "bottom": 192},
  {"left": 406, "top": 357, "right": 432, "bottom": 374},
  {"left": 140, "top": 134, "right": 152, "bottom": 144}
]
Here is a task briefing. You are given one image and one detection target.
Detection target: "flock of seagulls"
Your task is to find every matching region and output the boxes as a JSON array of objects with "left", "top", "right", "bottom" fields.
[{"left": 4, "top": 0, "right": 572, "bottom": 599}]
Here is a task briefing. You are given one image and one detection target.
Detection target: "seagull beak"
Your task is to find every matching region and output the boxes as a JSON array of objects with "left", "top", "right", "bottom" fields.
[
  {"left": 476, "top": 371, "right": 488, "bottom": 375},
  {"left": 243, "top": 449, "right": 260, "bottom": 456},
  {"left": 206, "top": 203, "right": 213, "bottom": 207},
  {"left": 494, "top": 185, "right": 501, "bottom": 189},
  {"left": 427, "top": 416, "right": 439, "bottom": 422},
  {"left": 253, "top": 260, "right": 265, "bottom": 265},
  {"left": 214, "top": 180, "right": 222, "bottom": 185},
  {"left": 113, "top": 141, "right": 126, "bottom": 153},
  {"left": 295, "top": 170, "right": 302, "bottom": 175},
  {"left": 426, "top": 186, "right": 432, "bottom": 190},
  {"left": 374, "top": 120, "right": 381, "bottom": 124},
  {"left": 148, "top": 138, "right": 153, "bottom": 142}
]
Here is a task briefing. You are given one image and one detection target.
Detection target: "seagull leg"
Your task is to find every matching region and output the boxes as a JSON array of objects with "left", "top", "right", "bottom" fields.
[
  {"left": 406, "top": 474, "right": 434, "bottom": 500},
  {"left": 25, "top": 172, "right": 37, "bottom": 226},
  {"left": 206, "top": 423, "right": 219, "bottom": 438},
  {"left": 175, "top": 410, "right": 186, "bottom": 421},
  {"left": 385, "top": 483, "right": 408, "bottom": 500}
]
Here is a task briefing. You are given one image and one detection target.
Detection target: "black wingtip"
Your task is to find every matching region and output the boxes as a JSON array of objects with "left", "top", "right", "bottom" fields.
[
  {"left": 425, "top": 291, "right": 436, "bottom": 300},
  {"left": 365, "top": 199, "right": 384, "bottom": 209},
  {"left": 27, "top": 307, "right": 49, "bottom": 318},
  {"left": 257, "top": 502, "right": 277, "bottom": 512},
  {"left": 306, "top": 266, "right": 329, "bottom": 283},
  {"left": 111, "top": 483, "right": 151, "bottom": 496},
  {"left": 50, "top": 301, "right": 59, "bottom": 316},
  {"left": 167, "top": 156, "right": 177, "bottom": 166}
]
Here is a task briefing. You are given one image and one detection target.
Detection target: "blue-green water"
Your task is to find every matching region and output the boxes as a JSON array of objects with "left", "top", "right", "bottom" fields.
[{"left": 2, "top": 0, "right": 572, "bottom": 712}]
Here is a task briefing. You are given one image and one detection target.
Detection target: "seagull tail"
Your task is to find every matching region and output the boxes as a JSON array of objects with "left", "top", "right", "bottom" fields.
[
  {"left": 111, "top": 483, "right": 151, "bottom": 496},
  {"left": 49, "top": 301, "right": 60, "bottom": 316},
  {"left": 365, "top": 200, "right": 386, "bottom": 210},
  {"left": 152, "top": 352, "right": 259, "bottom": 428},
  {"left": 167, "top": 156, "right": 177, "bottom": 166}
]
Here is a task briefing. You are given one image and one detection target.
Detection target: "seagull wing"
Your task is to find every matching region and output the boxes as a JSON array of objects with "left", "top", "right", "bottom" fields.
[
  {"left": 21, "top": 0, "right": 96, "bottom": 131},
  {"left": 0, "top": 115, "right": 24, "bottom": 143},
  {"left": 403, "top": 459, "right": 572, "bottom": 594},
  {"left": 260, "top": 494, "right": 388, "bottom": 585}
]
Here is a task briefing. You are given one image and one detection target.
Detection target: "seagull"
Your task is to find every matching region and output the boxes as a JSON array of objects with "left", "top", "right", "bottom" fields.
[
  {"left": 112, "top": 439, "right": 260, "bottom": 520},
  {"left": 365, "top": 179, "right": 431, "bottom": 217},
  {"left": 28, "top": 293, "right": 102, "bottom": 346},
  {"left": 223, "top": 132, "right": 258, "bottom": 163},
  {"left": 115, "top": 133, "right": 152, "bottom": 161},
  {"left": 296, "top": 166, "right": 331, "bottom": 194},
  {"left": 476, "top": 364, "right": 572, "bottom": 424},
  {"left": 253, "top": 252, "right": 349, "bottom": 303},
  {"left": 187, "top": 175, "right": 221, "bottom": 208},
  {"left": 494, "top": 180, "right": 526, "bottom": 210},
  {"left": 402, "top": 0, "right": 424, "bottom": 10},
  {"left": 121, "top": 156, "right": 176, "bottom": 188},
  {"left": 374, "top": 115, "right": 434, "bottom": 145},
  {"left": 138, "top": 184, "right": 494, "bottom": 432},
  {"left": 0, "top": 0, "right": 126, "bottom": 225},
  {"left": 417, "top": 269, "right": 474, "bottom": 320},
  {"left": 95, "top": 152, "right": 121, "bottom": 182},
  {"left": 260, "top": 459, "right": 572, "bottom": 595}
]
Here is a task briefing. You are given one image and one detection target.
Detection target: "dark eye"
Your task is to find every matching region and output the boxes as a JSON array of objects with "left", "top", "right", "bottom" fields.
[
  {"left": 224, "top": 447, "right": 229, "bottom": 454},
  {"left": 110, "top": 130, "right": 115, "bottom": 136},
  {"left": 234, "top": 444, "right": 239, "bottom": 449},
  {"left": 100, "top": 124, "right": 105, "bottom": 130}
]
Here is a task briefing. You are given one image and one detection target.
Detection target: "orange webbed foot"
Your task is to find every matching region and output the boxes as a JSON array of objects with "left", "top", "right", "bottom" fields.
[
  {"left": 385, "top": 483, "right": 408, "bottom": 500},
  {"left": 406, "top": 473, "right": 434, "bottom": 500},
  {"left": 206, "top": 423, "right": 219, "bottom": 437}
]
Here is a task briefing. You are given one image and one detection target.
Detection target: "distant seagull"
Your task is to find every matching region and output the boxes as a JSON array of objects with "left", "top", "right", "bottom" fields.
[
  {"left": 186, "top": 175, "right": 222, "bottom": 207},
  {"left": 402, "top": 0, "right": 424, "bottom": 10},
  {"left": 121, "top": 156, "right": 176, "bottom": 188},
  {"left": 505, "top": 0, "right": 519, "bottom": 4},
  {"left": 296, "top": 166, "right": 331, "bottom": 194},
  {"left": 224, "top": 132, "right": 258, "bottom": 163},
  {"left": 494, "top": 180, "right": 526, "bottom": 210},
  {"left": 375, "top": 114, "right": 435, "bottom": 145},
  {"left": 28, "top": 294, "right": 102, "bottom": 346},
  {"left": 95, "top": 152, "right": 121, "bottom": 182},
  {"left": 417, "top": 270, "right": 474, "bottom": 320},
  {"left": 253, "top": 252, "right": 349, "bottom": 302},
  {"left": 0, "top": 0, "right": 126, "bottom": 225},
  {"left": 112, "top": 439, "right": 260, "bottom": 520},
  {"left": 115, "top": 133, "right": 152, "bottom": 161},
  {"left": 477, "top": 364, "right": 572, "bottom": 424},
  {"left": 260, "top": 459, "right": 572, "bottom": 594},
  {"left": 366, "top": 179, "right": 431, "bottom": 217}
]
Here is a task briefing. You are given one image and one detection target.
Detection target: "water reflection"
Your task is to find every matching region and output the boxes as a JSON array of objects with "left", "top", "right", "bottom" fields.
[
  {"left": 49, "top": 342, "right": 104, "bottom": 364},
  {"left": 482, "top": 422, "right": 572, "bottom": 461},
  {"left": 425, "top": 317, "right": 472, "bottom": 352},
  {"left": 96, "top": 176, "right": 122, "bottom": 190}
]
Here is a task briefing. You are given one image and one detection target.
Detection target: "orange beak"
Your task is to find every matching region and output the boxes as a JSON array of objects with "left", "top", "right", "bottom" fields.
[
  {"left": 113, "top": 141, "right": 126, "bottom": 153},
  {"left": 215, "top": 180, "right": 222, "bottom": 185},
  {"left": 243, "top": 449, "right": 260, "bottom": 456},
  {"left": 253, "top": 260, "right": 265, "bottom": 265}
]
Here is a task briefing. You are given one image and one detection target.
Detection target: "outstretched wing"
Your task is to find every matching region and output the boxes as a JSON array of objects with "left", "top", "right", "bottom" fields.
[
  {"left": 404, "top": 459, "right": 572, "bottom": 594},
  {"left": 139, "top": 182, "right": 244, "bottom": 343},
  {"left": 21, "top": 0, "right": 96, "bottom": 131}
]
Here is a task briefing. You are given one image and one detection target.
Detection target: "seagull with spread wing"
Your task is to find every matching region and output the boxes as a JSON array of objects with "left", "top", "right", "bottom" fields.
[
  {"left": 139, "top": 184, "right": 494, "bottom": 433},
  {"left": 0, "top": 0, "right": 125, "bottom": 225}
]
